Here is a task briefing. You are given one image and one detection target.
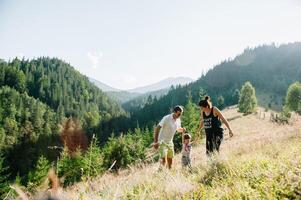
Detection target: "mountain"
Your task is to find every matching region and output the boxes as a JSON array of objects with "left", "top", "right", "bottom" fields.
[
  {"left": 99, "top": 77, "right": 194, "bottom": 105},
  {"left": 128, "top": 76, "right": 194, "bottom": 94},
  {"left": 0, "top": 57, "right": 126, "bottom": 178},
  {"left": 106, "top": 90, "right": 141, "bottom": 104},
  {"left": 88, "top": 77, "right": 120, "bottom": 92},
  {"left": 121, "top": 88, "right": 170, "bottom": 111},
  {"left": 103, "top": 42, "right": 301, "bottom": 133}
]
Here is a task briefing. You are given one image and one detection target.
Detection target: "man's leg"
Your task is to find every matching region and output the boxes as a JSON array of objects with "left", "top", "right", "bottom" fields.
[
  {"left": 161, "top": 157, "right": 166, "bottom": 166},
  {"left": 167, "top": 157, "right": 172, "bottom": 169},
  {"left": 166, "top": 146, "right": 174, "bottom": 169},
  {"left": 159, "top": 143, "right": 167, "bottom": 170}
]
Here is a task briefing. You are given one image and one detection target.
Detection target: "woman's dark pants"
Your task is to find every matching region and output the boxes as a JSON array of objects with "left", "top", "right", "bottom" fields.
[{"left": 206, "top": 130, "right": 223, "bottom": 156}]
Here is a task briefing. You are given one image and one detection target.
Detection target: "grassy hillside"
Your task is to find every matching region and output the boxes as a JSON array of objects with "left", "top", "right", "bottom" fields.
[{"left": 23, "top": 107, "right": 301, "bottom": 200}]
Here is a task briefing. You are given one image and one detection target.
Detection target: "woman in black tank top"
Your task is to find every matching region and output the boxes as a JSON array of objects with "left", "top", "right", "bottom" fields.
[{"left": 199, "top": 96, "right": 234, "bottom": 156}]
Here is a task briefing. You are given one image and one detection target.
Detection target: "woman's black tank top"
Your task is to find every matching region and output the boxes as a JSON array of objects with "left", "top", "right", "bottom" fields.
[{"left": 203, "top": 107, "right": 222, "bottom": 133}]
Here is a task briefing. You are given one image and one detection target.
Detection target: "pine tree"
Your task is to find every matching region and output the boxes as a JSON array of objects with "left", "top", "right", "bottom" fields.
[
  {"left": 232, "top": 89, "right": 240, "bottom": 105},
  {"left": 238, "top": 82, "right": 257, "bottom": 114},
  {"left": 57, "top": 147, "right": 84, "bottom": 186},
  {"left": 285, "top": 82, "right": 301, "bottom": 114},
  {"left": 0, "top": 154, "right": 10, "bottom": 199},
  {"left": 217, "top": 95, "right": 225, "bottom": 109},
  {"left": 179, "top": 92, "right": 201, "bottom": 147},
  {"left": 82, "top": 135, "right": 103, "bottom": 179},
  {"left": 27, "top": 155, "right": 50, "bottom": 191}
]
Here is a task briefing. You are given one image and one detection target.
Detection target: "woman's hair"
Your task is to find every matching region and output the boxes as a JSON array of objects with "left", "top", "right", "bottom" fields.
[{"left": 198, "top": 95, "right": 212, "bottom": 108}]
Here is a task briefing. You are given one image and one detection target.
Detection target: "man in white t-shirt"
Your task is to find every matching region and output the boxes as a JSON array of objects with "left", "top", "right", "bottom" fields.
[{"left": 153, "top": 105, "right": 186, "bottom": 169}]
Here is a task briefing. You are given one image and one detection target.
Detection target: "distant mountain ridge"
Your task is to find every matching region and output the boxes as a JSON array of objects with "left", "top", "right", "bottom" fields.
[
  {"left": 127, "top": 77, "right": 194, "bottom": 94},
  {"left": 89, "top": 76, "right": 194, "bottom": 93},
  {"left": 88, "top": 77, "right": 120, "bottom": 92},
  {"left": 90, "top": 76, "right": 194, "bottom": 104}
]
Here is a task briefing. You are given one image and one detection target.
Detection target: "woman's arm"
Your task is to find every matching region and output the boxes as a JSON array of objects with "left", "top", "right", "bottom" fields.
[{"left": 214, "top": 107, "right": 234, "bottom": 137}]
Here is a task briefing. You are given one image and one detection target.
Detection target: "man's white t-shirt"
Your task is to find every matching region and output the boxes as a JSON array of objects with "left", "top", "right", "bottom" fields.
[{"left": 158, "top": 114, "right": 181, "bottom": 143}]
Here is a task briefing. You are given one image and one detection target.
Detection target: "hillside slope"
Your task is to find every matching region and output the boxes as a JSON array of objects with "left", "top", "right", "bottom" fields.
[
  {"left": 35, "top": 107, "right": 301, "bottom": 199},
  {"left": 105, "top": 43, "right": 301, "bottom": 134}
]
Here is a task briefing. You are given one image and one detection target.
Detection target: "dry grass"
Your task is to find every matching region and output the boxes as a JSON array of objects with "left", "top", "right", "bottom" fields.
[{"left": 20, "top": 107, "right": 301, "bottom": 200}]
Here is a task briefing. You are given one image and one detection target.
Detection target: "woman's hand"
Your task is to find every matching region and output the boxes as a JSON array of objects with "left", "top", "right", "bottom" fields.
[{"left": 229, "top": 130, "right": 234, "bottom": 138}]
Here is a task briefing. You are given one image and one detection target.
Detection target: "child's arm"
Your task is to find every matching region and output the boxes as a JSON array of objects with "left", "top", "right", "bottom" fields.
[{"left": 198, "top": 111, "right": 204, "bottom": 133}]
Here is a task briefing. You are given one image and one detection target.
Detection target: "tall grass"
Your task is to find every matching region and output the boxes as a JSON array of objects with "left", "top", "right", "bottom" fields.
[{"left": 16, "top": 109, "right": 301, "bottom": 200}]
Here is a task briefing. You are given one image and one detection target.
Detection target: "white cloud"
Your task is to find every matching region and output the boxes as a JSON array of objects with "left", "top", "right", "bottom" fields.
[{"left": 87, "top": 51, "right": 103, "bottom": 69}]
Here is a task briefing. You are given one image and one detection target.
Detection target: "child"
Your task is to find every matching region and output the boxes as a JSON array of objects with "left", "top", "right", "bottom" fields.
[{"left": 181, "top": 133, "right": 192, "bottom": 169}]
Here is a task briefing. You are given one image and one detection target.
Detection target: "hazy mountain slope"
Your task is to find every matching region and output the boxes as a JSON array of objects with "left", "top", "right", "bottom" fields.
[
  {"left": 104, "top": 77, "right": 193, "bottom": 105},
  {"left": 89, "top": 77, "right": 120, "bottom": 92},
  {"left": 128, "top": 76, "right": 193, "bottom": 94}
]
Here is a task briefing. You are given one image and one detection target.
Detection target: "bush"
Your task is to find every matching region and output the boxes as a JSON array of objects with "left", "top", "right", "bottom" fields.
[
  {"left": 102, "top": 130, "right": 147, "bottom": 171},
  {"left": 57, "top": 147, "right": 84, "bottom": 187},
  {"left": 57, "top": 135, "right": 104, "bottom": 187}
]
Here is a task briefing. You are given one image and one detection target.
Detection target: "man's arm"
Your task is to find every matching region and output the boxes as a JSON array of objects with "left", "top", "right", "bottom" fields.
[
  {"left": 153, "top": 125, "right": 161, "bottom": 149},
  {"left": 176, "top": 118, "right": 185, "bottom": 133},
  {"left": 154, "top": 125, "right": 161, "bottom": 143}
]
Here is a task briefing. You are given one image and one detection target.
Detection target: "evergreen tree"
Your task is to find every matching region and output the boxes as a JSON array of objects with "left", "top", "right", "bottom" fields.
[
  {"left": 0, "top": 153, "right": 10, "bottom": 199},
  {"left": 181, "top": 92, "right": 200, "bottom": 143},
  {"left": 82, "top": 135, "right": 103, "bottom": 179},
  {"left": 238, "top": 82, "right": 257, "bottom": 114},
  {"left": 27, "top": 155, "right": 50, "bottom": 191},
  {"left": 217, "top": 95, "right": 225, "bottom": 109},
  {"left": 57, "top": 147, "right": 84, "bottom": 186},
  {"left": 102, "top": 131, "right": 146, "bottom": 171},
  {"left": 285, "top": 81, "right": 301, "bottom": 114},
  {"left": 232, "top": 89, "right": 240, "bottom": 104}
]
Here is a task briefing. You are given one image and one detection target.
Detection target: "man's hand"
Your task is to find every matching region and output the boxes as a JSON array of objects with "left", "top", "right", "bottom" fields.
[
  {"left": 177, "top": 127, "right": 186, "bottom": 133},
  {"left": 153, "top": 142, "right": 159, "bottom": 149}
]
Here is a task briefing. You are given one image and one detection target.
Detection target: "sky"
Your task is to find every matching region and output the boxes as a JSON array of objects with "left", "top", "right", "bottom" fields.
[{"left": 1, "top": 0, "right": 301, "bottom": 90}]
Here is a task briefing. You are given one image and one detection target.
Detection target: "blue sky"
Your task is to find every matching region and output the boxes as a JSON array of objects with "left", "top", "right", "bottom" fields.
[{"left": 1, "top": 0, "right": 301, "bottom": 90}]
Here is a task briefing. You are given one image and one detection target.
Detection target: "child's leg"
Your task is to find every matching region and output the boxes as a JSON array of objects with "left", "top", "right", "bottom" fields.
[{"left": 182, "top": 156, "right": 189, "bottom": 167}]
